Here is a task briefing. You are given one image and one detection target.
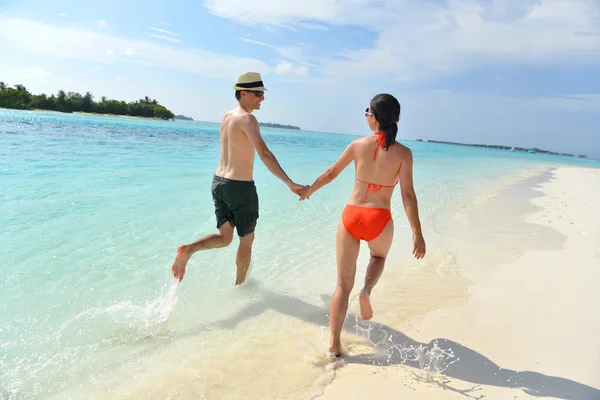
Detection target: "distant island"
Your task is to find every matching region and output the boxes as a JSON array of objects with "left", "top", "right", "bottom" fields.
[
  {"left": 259, "top": 122, "right": 301, "bottom": 130},
  {"left": 419, "top": 139, "right": 587, "bottom": 159},
  {"left": 174, "top": 114, "right": 193, "bottom": 121},
  {"left": 0, "top": 81, "right": 175, "bottom": 120}
]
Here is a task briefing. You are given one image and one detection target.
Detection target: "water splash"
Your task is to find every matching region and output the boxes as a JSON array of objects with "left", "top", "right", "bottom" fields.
[
  {"left": 351, "top": 316, "right": 458, "bottom": 375},
  {"left": 55, "top": 276, "right": 181, "bottom": 340},
  {"left": 393, "top": 341, "right": 457, "bottom": 374},
  {"left": 105, "top": 276, "right": 180, "bottom": 337}
]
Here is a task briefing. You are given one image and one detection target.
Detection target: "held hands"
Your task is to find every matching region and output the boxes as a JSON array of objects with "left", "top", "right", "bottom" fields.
[
  {"left": 412, "top": 232, "right": 426, "bottom": 259},
  {"left": 288, "top": 182, "right": 305, "bottom": 196},
  {"left": 298, "top": 185, "right": 311, "bottom": 201},
  {"left": 288, "top": 181, "right": 312, "bottom": 200}
]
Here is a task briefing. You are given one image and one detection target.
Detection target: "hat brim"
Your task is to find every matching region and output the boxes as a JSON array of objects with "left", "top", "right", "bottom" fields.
[{"left": 233, "top": 86, "right": 268, "bottom": 91}]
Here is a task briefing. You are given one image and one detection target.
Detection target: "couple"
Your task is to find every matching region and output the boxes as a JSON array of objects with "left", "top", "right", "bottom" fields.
[{"left": 170, "top": 72, "right": 426, "bottom": 358}]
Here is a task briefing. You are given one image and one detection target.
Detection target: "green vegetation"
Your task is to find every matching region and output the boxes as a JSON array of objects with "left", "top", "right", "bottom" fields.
[
  {"left": 0, "top": 81, "right": 175, "bottom": 120},
  {"left": 425, "top": 139, "right": 586, "bottom": 158},
  {"left": 259, "top": 122, "right": 301, "bottom": 130},
  {"left": 174, "top": 114, "right": 193, "bottom": 121}
]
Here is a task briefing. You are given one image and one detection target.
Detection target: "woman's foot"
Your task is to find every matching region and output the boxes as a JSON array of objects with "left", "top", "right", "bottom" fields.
[
  {"left": 327, "top": 346, "right": 342, "bottom": 360},
  {"left": 359, "top": 289, "right": 373, "bottom": 320}
]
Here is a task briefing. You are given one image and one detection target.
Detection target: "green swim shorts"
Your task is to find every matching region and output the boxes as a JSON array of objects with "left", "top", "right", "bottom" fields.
[{"left": 211, "top": 175, "right": 259, "bottom": 237}]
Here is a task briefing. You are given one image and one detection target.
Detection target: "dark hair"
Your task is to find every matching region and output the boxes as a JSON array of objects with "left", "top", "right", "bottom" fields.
[
  {"left": 370, "top": 93, "right": 400, "bottom": 150},
  {"left": 235, "top": 90, "right": 241, "bottom": 100}
]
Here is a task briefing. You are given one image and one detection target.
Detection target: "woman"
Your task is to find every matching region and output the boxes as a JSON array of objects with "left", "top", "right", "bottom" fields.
[{"left": 299, "top": 93, "right": 426, "bottom": 358}]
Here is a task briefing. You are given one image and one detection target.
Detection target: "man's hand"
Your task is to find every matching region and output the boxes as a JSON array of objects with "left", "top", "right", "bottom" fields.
[
  {"left": 412, "top": 232, "right": 426, "bottom": 259},
  {"left": 299, "top": 185, "right": 311, "bottom": 201},
  {"left": 288, "top": 182, "right": 305, "bottom": 196}
]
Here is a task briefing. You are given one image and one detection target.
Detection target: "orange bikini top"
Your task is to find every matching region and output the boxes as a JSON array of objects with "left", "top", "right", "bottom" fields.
[{"left": 355, "top": 133, "right": 398, "bottom": 205}]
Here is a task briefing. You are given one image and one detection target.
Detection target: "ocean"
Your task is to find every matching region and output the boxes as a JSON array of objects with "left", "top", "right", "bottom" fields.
[{"left": 1, "top": 109, "right": 597, "bottom": 399}]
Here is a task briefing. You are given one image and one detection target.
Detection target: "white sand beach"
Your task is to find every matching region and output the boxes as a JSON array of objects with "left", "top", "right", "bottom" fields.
[{"left": 319, "top": 166, "right": 600, "bottom": 400}]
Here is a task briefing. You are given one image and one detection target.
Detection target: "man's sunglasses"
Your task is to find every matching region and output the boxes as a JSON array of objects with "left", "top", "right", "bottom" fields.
[{"left": 245, "top": 90, "right": 264, "bottom": 97}]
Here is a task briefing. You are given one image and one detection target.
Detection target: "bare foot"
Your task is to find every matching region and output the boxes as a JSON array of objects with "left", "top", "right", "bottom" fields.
[
  {"left": 171, "top": 245, "right": 191, "bottom": 282},
  {"left": 327, "top": 346, "right": 342, "bottom": 360},
  {"left": 359, "top": 289, "right": 373, "bottom": 320}
]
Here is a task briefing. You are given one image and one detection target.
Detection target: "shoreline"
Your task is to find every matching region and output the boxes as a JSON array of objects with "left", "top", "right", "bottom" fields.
[{"left": 319, "top": 165, "right": 600, "bottom": 399}]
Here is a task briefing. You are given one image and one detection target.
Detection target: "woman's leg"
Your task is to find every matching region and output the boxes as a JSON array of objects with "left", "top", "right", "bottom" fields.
[
  {"left": 359, "top": 219, "right": 394, "bottom": 320},
  {"left": 329, "top": 218, "right": 360, "bottom": 356}
]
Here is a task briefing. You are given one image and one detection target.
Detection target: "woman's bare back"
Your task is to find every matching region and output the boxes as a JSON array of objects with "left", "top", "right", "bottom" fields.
[{"left": 348, "top": 134, "right": 410, "bottom": 209}]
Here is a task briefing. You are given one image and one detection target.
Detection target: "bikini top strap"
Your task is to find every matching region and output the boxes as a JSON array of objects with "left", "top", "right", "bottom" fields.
[
  {"left": 356, "top": 133, "right": 391, "bottom": 205},
  {"left": 373, "top": 133, "right": 386, "bottom": 161}
]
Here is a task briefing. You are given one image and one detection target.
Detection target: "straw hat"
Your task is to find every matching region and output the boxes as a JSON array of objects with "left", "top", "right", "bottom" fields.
[{"left": 233, "top": 72, "right": 268, "bottom": 91}]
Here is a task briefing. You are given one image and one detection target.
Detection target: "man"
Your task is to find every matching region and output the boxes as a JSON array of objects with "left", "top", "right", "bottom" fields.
[{"left": 171, "top": 72, "right": 305, "bottom": 285}]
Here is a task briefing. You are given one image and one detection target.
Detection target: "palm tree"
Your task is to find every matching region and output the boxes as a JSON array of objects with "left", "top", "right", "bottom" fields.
[{"left": 0, "top": 81, "right": 6, "bottom": 91}]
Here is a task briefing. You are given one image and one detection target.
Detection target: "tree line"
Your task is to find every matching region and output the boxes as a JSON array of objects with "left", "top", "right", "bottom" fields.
[{"left": 0, "top": 81, "right": 175, "bottom": 120}]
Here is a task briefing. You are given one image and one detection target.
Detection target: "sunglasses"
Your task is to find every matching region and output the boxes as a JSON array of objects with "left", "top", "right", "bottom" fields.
[
  {"left": 364, "top": 107, "right": 374, "bottom": 117},
  {"left": 245, "top": 90, "right": 264, "bottom": 97}
]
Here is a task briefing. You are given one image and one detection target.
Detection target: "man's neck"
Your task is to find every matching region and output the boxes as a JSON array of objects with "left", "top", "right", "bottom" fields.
[{"left": 238, "top": 103, "right": 253, "bottom": 114}]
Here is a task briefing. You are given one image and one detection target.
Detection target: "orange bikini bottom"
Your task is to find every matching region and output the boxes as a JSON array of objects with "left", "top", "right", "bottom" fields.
[{"left": 342, "top": 205, "right": 392, "bottom": 242}]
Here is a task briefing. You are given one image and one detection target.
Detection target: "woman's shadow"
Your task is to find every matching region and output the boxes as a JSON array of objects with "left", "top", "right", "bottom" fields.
[{"left": 215, "top": 284, "right": 600, "bottom": 400}]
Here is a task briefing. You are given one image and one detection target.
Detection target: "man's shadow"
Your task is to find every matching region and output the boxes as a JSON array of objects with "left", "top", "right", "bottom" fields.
[{"left": 214, "top": 285, "right": 600, "bottom": 400}]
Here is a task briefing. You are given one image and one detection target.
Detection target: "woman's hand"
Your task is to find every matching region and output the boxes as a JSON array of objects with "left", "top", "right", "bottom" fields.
[
  {"left": 299, "top": 185, "right": 312, "bottom": 201},
  {"left": 412, "top": 232, "right": 426, "bottom": 259}
]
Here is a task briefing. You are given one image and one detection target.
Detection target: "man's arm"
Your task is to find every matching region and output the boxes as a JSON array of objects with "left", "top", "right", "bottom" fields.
[
  {"left": 398, "top": 148, "right": 426, "bottom": 259},
  {"left": 243, "top": 114, "right": 296, "bottom": 188},
  {"left": 300, "top": 142, "right": 355, "bottom": 199}
]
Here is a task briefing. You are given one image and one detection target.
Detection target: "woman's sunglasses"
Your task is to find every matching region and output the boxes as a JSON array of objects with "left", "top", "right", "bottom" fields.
[{"left": 365, "top": 108, "right": 374, "bottom": 117}]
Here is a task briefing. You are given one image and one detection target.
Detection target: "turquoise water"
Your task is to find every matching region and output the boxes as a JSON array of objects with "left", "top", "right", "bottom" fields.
[{"left": 1, "top": 109, "right": 597, "bottom": 399}]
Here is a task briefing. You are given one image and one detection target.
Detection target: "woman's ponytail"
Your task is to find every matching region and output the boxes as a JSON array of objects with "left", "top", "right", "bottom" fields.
[
  {"left": 369, "top": 93, "right": 401, "bottom": 151},
  {"left": 385, "top": 121, "right": 397, "bottom": 150}
]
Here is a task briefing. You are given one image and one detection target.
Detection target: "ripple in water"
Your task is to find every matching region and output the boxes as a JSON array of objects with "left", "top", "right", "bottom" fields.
[{"left": 1, "top": 277, "right": 181, "bottom": 399}]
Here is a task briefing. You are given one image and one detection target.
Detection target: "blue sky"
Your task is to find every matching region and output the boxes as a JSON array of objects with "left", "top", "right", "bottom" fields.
[{"left": 1, "top": 0, "right": 599, "bottom": 157}]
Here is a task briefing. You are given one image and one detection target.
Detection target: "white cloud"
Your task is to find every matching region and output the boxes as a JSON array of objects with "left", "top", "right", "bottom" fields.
[
  {"left": 0, "top": 16, "right": 272, "bottom": 80},
  {"left": 95, "top": 20, "right": 109, "bottom": 28},
  {"left": 151, "top": 20, "right": 173, "bottom": 28},
  {"left": 204, "top": 0, "right": 340, "bottom": 27},
  {"left": 149, "top": 34, "right": 181, "bottom": 43},
  {"left": 525, "top": 94, "right": 600, "bottom": 112},
  {"left": 275, "top": 61, "right": 308, "bottom": 75},
  {"left": 241, "top": 38, "right": 270, "bottom": 47},
  {"left": 241, "top": 37, "right": 316, "bottom": 69},
  {"left": 207, "top": 0, "right": 600, "bottom": 82},
  {"left": 274, "top": 44, "right": 310, "bottom": 62},
  {"left": 149, "top": 27, "right": 182, "bottom": 37},
  {"left": 0, "top": 66, "right": 57, "bottom": 90},
  {"left": 14, "top": 67, "right": 54, "bottom": 79}
]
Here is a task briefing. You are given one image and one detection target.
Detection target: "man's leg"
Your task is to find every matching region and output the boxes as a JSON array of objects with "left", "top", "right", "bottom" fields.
[
  {"left": 171, "top": 222, "right": 234, "bottom": 281},
  {"left": 329, "top": 219, "right": 360, "bottom": 357},
  {"left": 235, "top": 232, "right": 254, "bottom": 285}
]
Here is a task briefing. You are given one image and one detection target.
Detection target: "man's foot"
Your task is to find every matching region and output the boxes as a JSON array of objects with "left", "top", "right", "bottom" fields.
[
  {"left": 235, "top": 262, "right": 251, "bottom": 286},
  {"left": 359, "top": 289, "right": 373, "bottom": 320},
  {"left": 171, "top": 245, "right": 191, "bottom": 282}
]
